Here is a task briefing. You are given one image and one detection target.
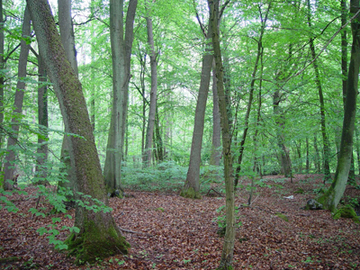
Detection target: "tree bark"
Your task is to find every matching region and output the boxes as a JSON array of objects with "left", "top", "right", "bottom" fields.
[
  {"left": 273, "top": 88, "right": 292, "bottom": 178},
  {"left": 143, "top": 15, "right": 158, "bottom": 167},
  {"left": 58, "top": 0, "right": 79, "bottom": 198},
  {"left": 3, "top": 6, "right": 31, "bottom": 190},
  {"left": 319, "top": 0, "right": 360, "bottom": 211},
  {"left": 35, "top": 55, "right": 49, "bottom": 185},
  {"left": 104, "top": 0, "right": 137, "bottom": 195},
  {"left": 27, "top": 0, "right": 129, "bottom": 262},
  {"left": 180, "top": 21, "right": 213, "bottom": 199},
  {"left": 209, "top": 0, "right": 235, "bottom": 269},
  {"left": 210, "top": 61, "right": 221, "bottom": 167}
]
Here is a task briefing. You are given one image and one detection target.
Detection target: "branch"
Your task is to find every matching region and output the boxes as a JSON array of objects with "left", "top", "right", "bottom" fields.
[
  {"left": 219, "top": 0, "right": 231, "bottom": 20},
  {"left": 4, "top": 43, "right": 21, "bottom": 63},
  {"left": 287, "top": 9, "right": 360, "bottom": 81},
  {"left": 193, "top": 0, "right": 207, "bottom": 37}
]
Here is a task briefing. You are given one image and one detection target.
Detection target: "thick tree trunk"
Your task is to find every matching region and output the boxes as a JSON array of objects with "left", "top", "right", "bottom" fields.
[
  {"left": 57, "top": 0, "right": 78, "bottom": 197},
  {"left": 3, "top": 7, "right": 31, "bottom": 190},
  {"left": 180, "top": 22, "right": 213, "bottom": 199},
  {"left": 35, "top": 55, "right": 49, "bottom": 184},
  {"left": 27, "top": 0, "right": 129, "bottom": 262},
  {"left": 143, "top": 16, "right": 157, "bottom": 167},
  {"left": 209, "top": 1, "right": 235, "bottom": 269},
  {"left": 319, "top": 0, "right": 360, "bottom": 211},
  {"left": 104, "top": 0, "right": 137, "bottom": 194}
]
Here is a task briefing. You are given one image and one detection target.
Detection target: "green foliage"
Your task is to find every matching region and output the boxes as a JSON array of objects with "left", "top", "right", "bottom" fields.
[
  {"left": 214, "top": 205, "right": 242, "bottom": 237},
  {"left": 122, "top": 161, "right": 187, "bottom": 191}
]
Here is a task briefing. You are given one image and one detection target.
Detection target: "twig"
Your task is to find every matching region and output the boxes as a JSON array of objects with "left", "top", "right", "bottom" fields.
[{"left": 206, "top": 188, "right": 223, "bottom": 197}]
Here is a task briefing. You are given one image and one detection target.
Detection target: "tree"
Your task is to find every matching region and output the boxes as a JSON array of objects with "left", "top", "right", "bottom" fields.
[
  {"left": 104, "top": 0, "right": 137, "bottom": 195},
  {"left": 3, "top": 6, "right": 31, "bottom": 190},
  {"left": 209, "top": 0, "right": 235, "bottom": 268},
  {"left": 180, "top": 15, "right": 213, "bottom": 199},
  {"left": 26, "top": 0, "right": 130, "bottom": 262},
  {"left": 35, "top": 55, "right": 49, "bottom": 184},
  {"left": 57, "top": 0, "right": 78, "bottom": 196},
  {"left": 319, "top": 0, "right": 360, "bottom": 211},
  {"left": 143, "top": 11, "right": 158, "bottom": 167}
]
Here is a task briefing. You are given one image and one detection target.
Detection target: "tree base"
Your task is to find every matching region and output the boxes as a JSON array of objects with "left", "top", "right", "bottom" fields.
[
  {"left": 333, "top": 205, "right": 360, "bottom": 223},
  {"left": 180, "top": 187, "right": 202, "bottom": 199},
  {"left": 65, "top": 221, "right": 130, "bottom": 264}
]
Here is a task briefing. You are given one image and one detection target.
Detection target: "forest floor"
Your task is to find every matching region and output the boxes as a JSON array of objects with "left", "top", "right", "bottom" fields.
[{"left": 1, "top": 174, "right": 360, "bottom": 270}]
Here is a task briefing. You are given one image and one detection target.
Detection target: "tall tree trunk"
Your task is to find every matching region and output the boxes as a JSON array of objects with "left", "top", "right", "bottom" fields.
[
  {"left": 234, "top": 2, "right": 270, "bottom": 187},
  {"left": 143, "top": 15, "right": 157, "bottom": 167},
  {"left": 319, "top": 0, "right": 360, "bottom": 211},
  {"left": 104, "top": 0, "right": 137, "bottom": 195},
  {"left": 209, "top": 1, "right": 235, "bottom": 269},
  {"left": 155, "top": 107, "right": 164, "bottom": 162},
  {"left": 340, "top": 0, "right": 356, "bottom": 183},
  {"left": 307, "top": 0, "right": 331, "bottom": 182},
  {"left": 182, "top": 0, "right": 230, "bottom": 196},
  {"left": 35, "top": 55, "right": 49, "bottom": 184},
  {"left": 210, "top": 61, "right": 221, "bottom": 167},
  {"left": 273, "top": 88, "right": 292, "bottom": 178},
  {"left": 3, "top": 7, "right": 31, "bottom": 190},
  {"left": 58, "top": 0, "right": 79, "bottom": 198},
  {"left": 27, "top": 0, "right": 129, "bottom": 262},
  {"left": 180, "top": 22, "right": 213, "bottom": 199}
]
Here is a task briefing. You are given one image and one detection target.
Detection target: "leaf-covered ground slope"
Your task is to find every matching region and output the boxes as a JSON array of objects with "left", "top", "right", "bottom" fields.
[{"left": 1, "top": 174, "right": 359, "bottom": 269}]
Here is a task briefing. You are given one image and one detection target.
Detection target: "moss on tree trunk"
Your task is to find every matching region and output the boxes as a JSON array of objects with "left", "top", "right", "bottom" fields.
[
  {"left": 66, "top": 213, "right": 130, "bottom": 264},
  {"left": 27, "top": 0, "right": 130, "bottom": 263},
  {"left": 180, "top": 187, "right": 202, "bottom": 199}
]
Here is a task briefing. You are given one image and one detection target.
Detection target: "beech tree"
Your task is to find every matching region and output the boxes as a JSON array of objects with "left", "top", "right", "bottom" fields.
[
  {"left": 181, "top": 17, "right": 213, "bottom": 199},
  {"left": 57, "top": 0, "right": 78, "bottom": 196},
  {"left": 104, "top": 0, "right": 137, "bottom": 195},
  {"left": 26, "top": 0, "right": 129, "bottom": 262},
  {"left": 143, "top": 10, "right": 158, "bottom": 167},
  {"left": 319, "top": 0, "right": 360, "bottom": 211},
  {"left": 3, "top": 6, "right": 30, "bottom": 190},
  {"left": 209, "top": 0, "right": 235, "bottom": 268}
]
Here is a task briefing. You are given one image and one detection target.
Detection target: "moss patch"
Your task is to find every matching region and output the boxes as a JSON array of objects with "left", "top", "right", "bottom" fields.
[
  {"left": 333, "top": 205, "right": 360, "bottom": 223},
  {"left": 65, "top": 219, "right": 130, "bottom": 264},
  {"left": 180, "top": 187, "right": 202, "bottom": 199},
  {"left": 275, "top": 212, "right": 289, "bottom": 222}
]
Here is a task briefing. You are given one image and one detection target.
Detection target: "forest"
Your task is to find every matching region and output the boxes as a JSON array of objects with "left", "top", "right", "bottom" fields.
[{"left": 0, "top": 0, "right": 360, "bottom": 269}]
